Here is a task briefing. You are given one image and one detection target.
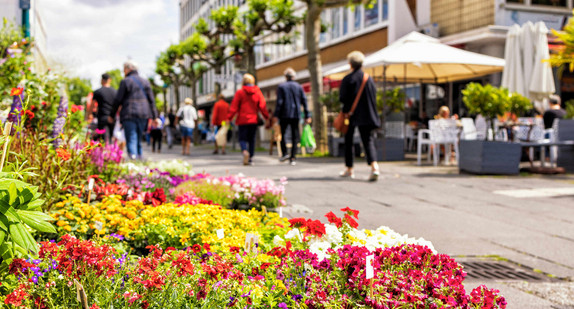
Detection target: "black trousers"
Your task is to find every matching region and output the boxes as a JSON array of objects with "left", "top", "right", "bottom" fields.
[
  {"left": 97, "top": 117, "right": 115, "bottom": 143},
  {"left": 279, "top": 118, "right": 300, "bottom": 159},
  {"left": 150, "top": 129, "right": 163, "bottom": 151},
  {"left": 344, "top": 124, "right": 377, "bottom": 168},
  {"left": 238, "top": 124, "right": 258, "bottom": 158}
]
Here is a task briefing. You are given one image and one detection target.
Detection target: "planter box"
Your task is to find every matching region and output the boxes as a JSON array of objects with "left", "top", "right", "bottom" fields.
[
  {"left": 376, "top": 137, "right": 405, "bottom": 161},
  {"left": 557, "top": 119, "right": 574, "bottom": 172},
  {"left": 328, "top": 136, "right": 361, "bottom": 157},
  {"left": 459, "top": 140, "right": 521, "bottom": 175}
]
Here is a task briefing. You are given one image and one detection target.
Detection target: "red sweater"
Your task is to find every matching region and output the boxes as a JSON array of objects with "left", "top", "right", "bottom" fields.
[
  {"left": 211, "top": 99, "right": 230, "bottom": 126},
  {"left": 227, "top": 85, "right": 269, "bottom": 125}
]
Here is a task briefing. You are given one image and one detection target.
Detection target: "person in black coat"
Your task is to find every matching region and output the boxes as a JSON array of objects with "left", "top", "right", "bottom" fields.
[
  {"left": 339, "top": 51, "right": 381, "bottom": 181},
  {"left": 93, "top": 73, "right": 117, "bottom": 143},
  {"left": 273, "top": 67, "right": 311, "bottom": 165},
  {"left": 110, "top": 60, "right": 159, "bottom": 160}
]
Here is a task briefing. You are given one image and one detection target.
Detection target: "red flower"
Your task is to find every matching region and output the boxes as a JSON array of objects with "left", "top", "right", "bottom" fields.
[
  {"left": 203, "top": 243, "right": 211, "bottom": 252},
  {"left": 288, "top": 218, "right": 306, "bottom": 228},
  {"left": 71, "top": 105, "right": 84, "bottom": 113},
  {"left": 9, "top": 259, "right": 34, "bottom": 275},
  {"left": 343, "top": 214, "right": 358, "bottom": 228},
  {"left": 305, "top": 219, "right": 326, "bottom": 237},
  {"left": 229, "top": 246, "right": 241, "bottom": 253},
  {"left": 325, "top": 211, "right": 343, "bottom": 228},
  {"left": 25, "top": 110, "right": 34, "bottom": 119},
  {"left": 90, "top": 304, "right": 101, "bottom": 309},
  {"left": 340, "top": 207, "right": 359, "bottom": 219},
  {"left": 41, "top": 101, "right": 48, "bottom": 106},
  {"left": 260, "top": 263, "right": 272, "bottom": 271},
  {"left": 4, "top": 284, "right": 28, "bottom": 306},
  {"left": 10, "top": 87, "right": 23, "bottom": 96},
  {"left": 56, "top": 148, "right": 71, "bottom": 161},
  {"left": 191, "top": 244, "right": 201, "bottom": 253}
]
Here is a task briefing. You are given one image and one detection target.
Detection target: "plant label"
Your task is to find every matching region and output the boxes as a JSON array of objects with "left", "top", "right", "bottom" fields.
[
  {"left": 216, "top": 229, "right": 224, "bottom": 239},
  {"left": 94, "top": 221, "right": 103, "bottom": 231},
  {"left": 262, "top": 206, "right": 267, "bottom": 215},
  {"left": 366, "top": 254, "right": 374, "bottom": 279},
  {"left": 74, "top": 279, "right": 89, "bottom": 308},
  {"left": 245, "top": 233, "right": 253, "bottom": 252},
  {"left": 251, "top": 234, "right": 259, "bottom": 254},
  {"left": 88, "top": 178, "right": 95, "bottom": 190}
]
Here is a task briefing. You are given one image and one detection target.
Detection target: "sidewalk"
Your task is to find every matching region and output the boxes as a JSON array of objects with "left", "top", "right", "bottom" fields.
[{"left": 143, "top": 142, "right": 574, "bottom": 308}]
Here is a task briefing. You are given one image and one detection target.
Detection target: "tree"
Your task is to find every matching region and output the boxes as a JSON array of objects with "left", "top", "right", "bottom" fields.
[
  {"left": 229, "top": 0, "right": 300, "bottom": 80},
  {"left": 105, "top": 69, "right": 123, "bottom": 90},
  {"left": 302, "top": 0, "right": 372, "bottom": 152},
  {"left": 156, "top": 46, "right": 186, "bottom": 110},
  {"left": 65, "top": 77, "right": 92, "bottom": 106},
  {"left": 179, "top": 33, "right": 210, "bottom": 109}
]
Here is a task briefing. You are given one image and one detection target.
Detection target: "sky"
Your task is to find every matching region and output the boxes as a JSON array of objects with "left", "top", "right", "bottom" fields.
[{"left": 41, "top": 0, "right": 180, "bottom": 88}]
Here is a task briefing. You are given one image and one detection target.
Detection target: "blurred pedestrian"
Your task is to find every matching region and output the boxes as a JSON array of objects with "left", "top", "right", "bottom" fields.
[
  {"left": 110, "top": 60, "right": 159, "bottom": 160},
  {"left": 176, "top": 98, "right": 198, "bottom": 156},
  {"left": 274, "top": 67, "right": 311, "bottom": 166},
  {"left": 543, "top": 95, "right": 566, "bottom": 129},
  {"left": 150, "top": 114, "right": 164, "bottom": 153},
  {"left": 339, "top": 51, "right": 380, "bottom": 181},
  {"left": 211, "top": 94, "right": 230, "bottom": 154},
  {"left": 93, "top": 73, "right": 117, "bottom": 143},
  {"left": 166, "top": 108, "right": 176, "bottom": 148},
  {"left": 227, "top": 73, "right": 269, "bottom": 166}
]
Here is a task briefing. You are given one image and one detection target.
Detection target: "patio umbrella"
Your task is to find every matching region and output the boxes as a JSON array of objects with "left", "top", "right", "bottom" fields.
[
  {"left": 520, "top": 22, "right": 536, "bottom": 95},
  {"left": 324, "top": 31, "right": 505, "bottom": 83},
  {"left": 501, "top": 25, "right": 525, "bottom": 95},
  {"left": 529, "top": 22, "right": 555, "bottom": 102}
]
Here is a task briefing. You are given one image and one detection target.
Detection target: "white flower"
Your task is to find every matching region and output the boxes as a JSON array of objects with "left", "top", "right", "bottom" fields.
[
  {"left": 308, "top": 240, "right": 331, "bottom": 261},
  {"left": 285, "top": 228, "right": 303, "bottom": 242},
  {"left": 273, "top": 235, "right": 284, "bottom": 246}
]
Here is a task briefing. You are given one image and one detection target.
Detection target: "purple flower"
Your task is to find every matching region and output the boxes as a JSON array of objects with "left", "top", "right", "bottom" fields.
[
  {"left": 110, "top": 233, "right": 124, "bottom": 241},
  {"left": 52, "top": 94, "right": 68, "bottom": 147},
  {"left": 278, "top": 303, "right": 288, "bottom": 309}
]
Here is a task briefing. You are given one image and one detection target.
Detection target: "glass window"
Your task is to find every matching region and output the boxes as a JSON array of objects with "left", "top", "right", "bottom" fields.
[
  {"left": 354, "top": 6, "right": 362, "bottom": 31},
  {"left": 331, "top": 8, "right": 341, "bottom": 39},
  {"left": 295, "top": 25, "right": 304, "bottom": 52},
  {"left": 342, "top": 8, "right": 349, "bottom": 35},
  {"left": 365, "top": 0, "right": 379, "bottom": 27},
  {"left": 507, "top": 0, "right": 567, "bottom": 5},
  {"left": 382, "top": 0, "right": 388, "bottom": 21},
  {"left": 320, "top": 11, "right": 328, "bottom": 43}
]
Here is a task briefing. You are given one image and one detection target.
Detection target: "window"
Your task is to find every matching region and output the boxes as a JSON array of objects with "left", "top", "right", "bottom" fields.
[
  {"left": 365, "top": 0, "right": 379, "bottom": 27},
  {"left": 320, "top": 11, "right": 328, "bottom": 43},
  {"left": 507, "top": 0, "right": 567, "bottom": 6},
  {"left": 331, "top": 8, "right": 341, "bottom": 39},
  {"left": 342, "top": 8, "right": 349, "bottom": 35},
  {"left": 382, "top": 0, "right": 388, "bottom": 20},
  {"left": 354, "top": 5, "right": 362, "bottom": 31}
]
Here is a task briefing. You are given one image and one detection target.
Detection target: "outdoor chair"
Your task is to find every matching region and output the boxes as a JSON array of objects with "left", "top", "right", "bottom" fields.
[
  {"left": 461, "top": 118, "right": 478, "bottom": 140},
  {"left": 405, "top": 124, "right": 417, "bottom": 151},
  {"left": 417, "top": 119, "right": 459, "bottom": 166},
  {"left": 475, "top": 115, "right": 487, "bottom": 140}
]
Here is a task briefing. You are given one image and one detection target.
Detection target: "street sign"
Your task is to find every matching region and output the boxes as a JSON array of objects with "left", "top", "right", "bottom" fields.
[{"left": 19, "top": 0, "right": 31, "bottom": 9}]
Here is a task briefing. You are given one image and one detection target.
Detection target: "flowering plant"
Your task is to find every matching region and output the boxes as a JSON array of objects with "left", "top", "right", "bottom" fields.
[{"left": 0, "top": 236, "right": 506, "bottom": 308}]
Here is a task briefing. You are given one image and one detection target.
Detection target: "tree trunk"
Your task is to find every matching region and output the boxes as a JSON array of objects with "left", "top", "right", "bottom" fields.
[
  {"left": 191, "top": 81, "right": 200, "bottom": 145},
  {"left": 246, "top": 45, "right": 257, "bottom": 83},
  {"left": 306, "top": 4, "right": 328, "bottom": 153},
  {"left": 174, "top": 81, "right": 181, "bottom": 111},
  {"left": 162, "top": 88, "right": 168, "bottom": 114}
]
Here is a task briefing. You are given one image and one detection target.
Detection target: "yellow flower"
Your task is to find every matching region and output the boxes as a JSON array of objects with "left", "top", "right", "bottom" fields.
[
  {"left": 56, "top": 220, "right": 67, "bottom": 227},
  {"left": 63, "top": 225, "right": 72, "bottom": 232}
]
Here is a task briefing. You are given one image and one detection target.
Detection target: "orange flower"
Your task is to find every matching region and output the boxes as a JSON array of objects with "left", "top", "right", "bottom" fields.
[
  {"left": 56, "top": 148, "right": 71, "bottom": 161},
  {"left": 10, "top": 87, "right": 23, "bottom": 96}
]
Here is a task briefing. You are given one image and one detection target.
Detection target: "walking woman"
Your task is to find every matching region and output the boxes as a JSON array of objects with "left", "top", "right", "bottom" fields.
[
  {"left": 339, "top": 51, "right": 381, "bottom": 181},
  {"left": 227, "top": 74, "right": 269, "bottom": 165},
  {"left": 176, "top": 98, "right": 198, "bottom": 156}
]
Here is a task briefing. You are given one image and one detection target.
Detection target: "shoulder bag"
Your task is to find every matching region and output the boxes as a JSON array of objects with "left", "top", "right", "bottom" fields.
[{"left": 333, "top": 73, "right": 369, "bottom": 134}]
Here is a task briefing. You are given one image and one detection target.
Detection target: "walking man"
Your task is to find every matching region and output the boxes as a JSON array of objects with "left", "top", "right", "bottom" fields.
[
  {"left": 274, "top": 68, "right": 311, "bottom": 165},
  {"left": 93, "top": 73, "right": 117, "bottom": 143},
  {"left": 111, "top": 60, "right": 159, "bottom": 160},
  {"left": 211, "top": 94, "right": 230, "bottom": 154}
]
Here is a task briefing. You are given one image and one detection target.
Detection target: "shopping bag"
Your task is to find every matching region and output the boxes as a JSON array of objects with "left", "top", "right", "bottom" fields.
[
  {"left": 206, "top": 130, "right": 216, "bottom": 142},
  {"left": 300, "top": 124, "right": 316, "bottom": 149},
  {"left": 215, "top": 124, "right": 229, "bottom": 146}
]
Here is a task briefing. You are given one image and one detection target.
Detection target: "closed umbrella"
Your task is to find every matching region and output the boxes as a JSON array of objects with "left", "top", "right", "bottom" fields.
[
  {"left": 529, "top": 22, "right": 555, "bottom": 102},
  {"left": 501, "top": 25, "right": 525, "bottom": 95},
  {"left": 520, "top": 21, "right": 536, "bottom": 95}
]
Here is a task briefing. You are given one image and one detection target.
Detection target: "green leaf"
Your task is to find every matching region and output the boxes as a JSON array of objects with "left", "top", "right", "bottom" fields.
[
  {"left": 17, "top": 210, "right": 57, "bottom": 234},
  {"left": 0, "top": 229, "right": 5, "bottom": 247},
  {"left": 0, "top": 198, "right": 21, "bottom": 222},
  {"left": 8, "top": 223, "right": 27, "bottom": 250},
  {"left": 20, "top": 198, "right": 44, "bottom": 211},
  {"left": 0, "top": 242, "right": 14, "bottom": 260},
  {"left": 7, "top": 183, "right": 17, "bottom": 205}
]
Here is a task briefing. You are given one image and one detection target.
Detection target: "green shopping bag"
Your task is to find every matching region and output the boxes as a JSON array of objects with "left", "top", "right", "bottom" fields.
[{"left": 300, "top": 124, "right": 316, "bottom": 149}]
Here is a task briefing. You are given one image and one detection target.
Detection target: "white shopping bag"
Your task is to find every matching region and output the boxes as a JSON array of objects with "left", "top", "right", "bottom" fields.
[{"left": 215, "top": 125, "right": 229, "bottom": 146}]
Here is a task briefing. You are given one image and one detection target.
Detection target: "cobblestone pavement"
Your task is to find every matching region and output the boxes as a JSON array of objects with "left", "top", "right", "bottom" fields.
[{"left": 144, "top": 142, "right": 574, "bottom": 308}]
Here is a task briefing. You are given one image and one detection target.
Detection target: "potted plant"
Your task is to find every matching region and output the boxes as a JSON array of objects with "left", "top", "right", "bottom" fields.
[
  {"left": 322, "top": 91, "right": 360, "bottom": 157},
  {"left": 375, "top": 87, "right": 406, "bottom": 161},
  {"left": 459, "top": 83, "right": 522, "bottom": 175},
  {"left": 555, "top": 100, "right": 574, "bottom": 171}
]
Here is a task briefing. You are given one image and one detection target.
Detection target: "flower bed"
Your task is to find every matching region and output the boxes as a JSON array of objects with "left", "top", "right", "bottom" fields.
[{"left": 1, "top": 235, "right": 506, "bottom": 308}]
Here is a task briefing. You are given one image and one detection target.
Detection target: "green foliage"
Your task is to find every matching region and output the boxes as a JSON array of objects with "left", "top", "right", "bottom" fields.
[
  {"left": 508, "top": 92, "right": 532, "bottom": 117},
  {"left": 0, "top": 178, "right": 55, "bottom": 270},
  {"left": 462, "top": 83, "right": 509, "bottom": 122},
  {"left": 175, "top": 181, "right": 234, "bottom": 208},
  {"left": 377, "top": 88, "right": 406, "bottom": 114},
  {"left": 105, "top": 69, "right": 122, "bottom": 90},
  {"left": 549, "top": 9, "right": 574, "bottom": 71},
  {"left": 320, "top": 90, "right": 340, "bottom": 113},
  {"left": 565, "top": 99, "right": 574, "bottom": 119},
  {"left": 65, "top": 77, "right": 92, "bottom": 106}
]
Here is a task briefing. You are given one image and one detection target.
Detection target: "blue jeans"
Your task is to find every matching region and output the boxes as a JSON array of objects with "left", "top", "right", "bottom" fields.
[
  {"left": 123, "top": 118, "right": 148, "bottom": 159},
  {"left": 238, "top": 124, "right": 258, "bottom": 158}
]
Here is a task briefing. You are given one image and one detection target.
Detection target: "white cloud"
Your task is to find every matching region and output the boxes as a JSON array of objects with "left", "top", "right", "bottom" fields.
[{"left": 41, "top": 0, "right": 179, "bottom": 88}]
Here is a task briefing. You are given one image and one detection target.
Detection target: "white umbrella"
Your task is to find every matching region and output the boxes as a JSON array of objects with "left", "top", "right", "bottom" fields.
[
  {"left": 520, "top": 21, "right": 536, "bottom": 95},
  {"left": 529, "top": 22, "right": 555, "bottom": 101},
  {"left": 501, "top": 25, "right": 525, "bottom": 95},
  {"left": 325, "top": 32, "right": 505, "bottom": 83}
]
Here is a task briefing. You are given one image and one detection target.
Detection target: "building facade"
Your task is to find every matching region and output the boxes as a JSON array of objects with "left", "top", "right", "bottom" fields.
[{"left": 0, "top": 0, "right": 48, "bottom": 72}]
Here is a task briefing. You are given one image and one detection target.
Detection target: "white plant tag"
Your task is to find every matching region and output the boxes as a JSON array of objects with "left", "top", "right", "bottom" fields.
[
  {"left": 88, "top": 178, "right": 95, "bottom": 190},
  {"left": 251, "top": 234, "right": 259, "bottom": 254},
  {"left": 366, "top": 254, "right": 374, "bottom": 279},
  {"left": 216, "top": 229, "right": 224, "bottom": 239},
  {"left": 245, "top": 233, "right": 253, "bottom": 251},
  {"left": 94, "top": 221, "right": 103, "bottom": 231}
]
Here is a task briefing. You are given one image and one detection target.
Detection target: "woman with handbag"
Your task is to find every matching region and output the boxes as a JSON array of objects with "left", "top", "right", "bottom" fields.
[
  {"left": 338, "top": 51, "right": 381, "bottom": 181},
  {"left": 227, "top": 74, "right": 269, "bottom": 165}
]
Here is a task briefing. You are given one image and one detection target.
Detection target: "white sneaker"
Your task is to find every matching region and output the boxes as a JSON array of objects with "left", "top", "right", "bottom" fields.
[
  {"left": 368, "top": 170, "right": 380, "bottom": 182},
  {"left": 339, "top": 170, "right": 355, "bottom": 179}
]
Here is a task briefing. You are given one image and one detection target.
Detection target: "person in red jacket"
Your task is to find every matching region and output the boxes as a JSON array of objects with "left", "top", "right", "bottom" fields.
[
  {"left": 227, "top": 74, "right": 269, "bottom": 165},
  {"left": 211, "top": 94, "right": 230, "bottom": 155}
]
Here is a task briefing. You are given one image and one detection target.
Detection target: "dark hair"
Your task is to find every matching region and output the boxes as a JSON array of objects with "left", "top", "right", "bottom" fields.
[
  {"left": 101, "top": 73, "right": 111, "bottom": 81},
  {"left": 549, "top": 94, "right": 561, "bottom": 105}
]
